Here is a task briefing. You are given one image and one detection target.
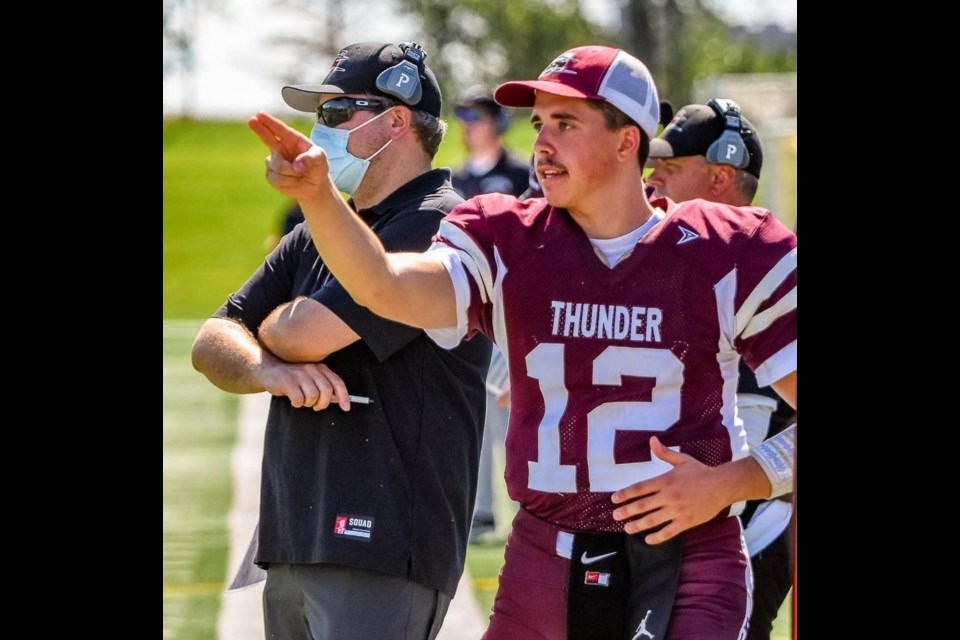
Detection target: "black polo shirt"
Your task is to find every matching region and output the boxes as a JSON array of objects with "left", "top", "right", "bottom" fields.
[{"left": 215, "top": 169, "right": 491, "bottom": 597}]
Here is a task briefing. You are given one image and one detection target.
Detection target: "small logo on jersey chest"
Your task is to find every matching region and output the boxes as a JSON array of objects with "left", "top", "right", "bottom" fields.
[
  {"left": 677, "top": 225, "right": 699, "bottom": 245},
  {"left": 333, "top": 514, "right": 374, "bottom": 541}
]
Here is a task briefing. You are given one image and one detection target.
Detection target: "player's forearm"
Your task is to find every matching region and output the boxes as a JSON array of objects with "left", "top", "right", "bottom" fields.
[
  {"left": 715, "top": 455, "right": 776, "bottom": 504},
  {"left": 191, "top": 318, "right": 273, "bottom": 394},
  {"left": 299, "top": 190, "right": 402, "bottom": 314},
  {"left": 749, "top": 424, "right": 796, "bottom": 498},
  {"left": 713, "top": 422, "right": 797, "bottom": 504},
  {"left": 298, "top": 192, "right": 456, "bottom": 328}
]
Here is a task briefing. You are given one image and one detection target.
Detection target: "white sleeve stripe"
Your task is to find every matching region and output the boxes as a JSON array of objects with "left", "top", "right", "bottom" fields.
[
  {"left": 713, "top": 269, "right": 737, "bottom": 347},
  {"left": 436, "top": 220, "right": 494, "bottom": 304},
  {"left": 486, "top": 348, "right": 510, "bottom": 394},
  {"left": 431, "top": 234, "right": 486, "bottom": 304},
  {"left": 734, "top": 247, "right": 797, "bottom": 338},
  {"left": 491, "top": 247, "right": 510, "bottom": 355},
  {"left": 423, "top": 246, "right": 469, "bottom": 349},
  {"left": 452, "top": 248, "right": 488, "bottom": 304},
  {"left": 742, "top": 286, "right": 797, "bottom": 339},
  {"left": 753, "top": 340, "right": 796, "bottom": 388}
]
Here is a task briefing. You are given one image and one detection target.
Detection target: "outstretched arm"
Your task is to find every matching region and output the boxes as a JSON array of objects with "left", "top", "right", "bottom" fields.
[
  {"left": 612, "top": 370, "right": 797, "bottom": 544},
  {"left": 247, "top": 112, "right": 456, "bottom": 329},
  {"left": 191, "top": 317, "right": 352, "bottom": 411}
]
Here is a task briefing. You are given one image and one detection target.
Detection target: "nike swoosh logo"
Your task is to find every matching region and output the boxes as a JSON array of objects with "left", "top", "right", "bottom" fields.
[{"left": 581, "top": 551, "right": 617, "bottom": 565}]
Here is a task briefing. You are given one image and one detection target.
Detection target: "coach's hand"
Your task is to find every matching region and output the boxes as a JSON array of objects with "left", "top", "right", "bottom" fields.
[
  {"left": 611, "top": 437, "right": 745, "bottom": 544},
  {"left": 257, "top": 357, "right": 352, "bottom": 412},
  {"left": 248, "top": 111, "right": 333, "bottom": 201}
]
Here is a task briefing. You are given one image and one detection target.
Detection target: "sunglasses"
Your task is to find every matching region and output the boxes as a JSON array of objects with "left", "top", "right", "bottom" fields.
[
  {"left": 455, "top": 106, "right": 487, "bottom": 123},
  {"left": 317, "top": 97, "right": 395, "bottom": 128}
]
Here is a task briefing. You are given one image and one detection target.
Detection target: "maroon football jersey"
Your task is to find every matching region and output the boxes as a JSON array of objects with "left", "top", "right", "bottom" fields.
[{"left": 433, "top": 194, "right": 797, "bottom": 531}]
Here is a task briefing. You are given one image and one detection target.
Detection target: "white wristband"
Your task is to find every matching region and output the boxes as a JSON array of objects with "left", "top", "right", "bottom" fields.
[{"left": 750, "top": 424, "right": 796, "bottom": 498}]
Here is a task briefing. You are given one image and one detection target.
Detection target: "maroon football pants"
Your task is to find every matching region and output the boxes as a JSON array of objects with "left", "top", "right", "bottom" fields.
[{"left": 483, "top": 509, "right": 751, "bottom": 640}]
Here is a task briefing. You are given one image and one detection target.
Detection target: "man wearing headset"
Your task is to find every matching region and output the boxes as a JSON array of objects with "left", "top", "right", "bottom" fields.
[
  {"left": 646, "top": 100, "right": 795, "bottom": 640},
  {"left": 193, "top": 42, "right": 491, "bottom": 639}
]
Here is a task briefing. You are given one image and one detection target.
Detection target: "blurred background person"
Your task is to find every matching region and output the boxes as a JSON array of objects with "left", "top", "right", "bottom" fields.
[
  {"left": 451, "top": 85, "right": 529, "bottom": 200},
  {"left": 265, "top": 201, "right": 307, "bottom": 250}
]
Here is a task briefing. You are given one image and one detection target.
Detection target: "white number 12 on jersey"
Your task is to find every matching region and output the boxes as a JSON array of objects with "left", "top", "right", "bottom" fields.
[{"left": 526, "top": 343, "right": 684, "bottom": 493}]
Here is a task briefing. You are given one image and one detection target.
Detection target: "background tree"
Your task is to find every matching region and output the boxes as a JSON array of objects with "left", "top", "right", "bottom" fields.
[
  {"left": 394, "top": 0, "right": 796, "bottom": 108},
  {"left": 267, "top": 0, "right": 346, "bottom": 86},
  {"left": 396, "top": 0, "right": 608, "bottom": 109},
  {"left": 163, "top": 0, "right": 225, "bottom": 116},
  {"left": 619, "top": 0, "right": 795, "bottom": 105}
]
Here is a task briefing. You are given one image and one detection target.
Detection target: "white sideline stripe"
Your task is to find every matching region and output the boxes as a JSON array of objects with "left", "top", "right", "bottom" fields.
[
  {"left": 216, "top": 392, "right": 487, "bottom": 639},
  {"left": 162, "top": 319, "right": 204, "bottom": 339},
  {"left": 217, "top": 393, "right": 268, "bottom": 640}
]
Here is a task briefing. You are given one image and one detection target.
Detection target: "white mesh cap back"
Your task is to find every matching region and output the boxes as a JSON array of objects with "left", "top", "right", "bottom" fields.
[{"left": 597, "top": 51, "right": 660, "bottom": 139}]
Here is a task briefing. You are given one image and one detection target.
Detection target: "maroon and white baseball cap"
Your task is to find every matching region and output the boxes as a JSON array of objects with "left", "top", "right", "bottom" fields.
[{"left": 494, "top": 46, "right": 660, "bottom": 139}]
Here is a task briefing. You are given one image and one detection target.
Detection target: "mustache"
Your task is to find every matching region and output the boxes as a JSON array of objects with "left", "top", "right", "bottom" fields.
[{"left": 536, "top": 159, "right": 565, "bottom": 173}]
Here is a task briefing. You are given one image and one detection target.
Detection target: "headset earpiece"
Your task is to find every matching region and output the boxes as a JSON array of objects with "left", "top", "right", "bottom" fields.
[
  {"left": 376, "top": 42, "right": 427, "bottom": 106},
  {"left": 705, "top": 99, "right": 749, "bottom": 170}
]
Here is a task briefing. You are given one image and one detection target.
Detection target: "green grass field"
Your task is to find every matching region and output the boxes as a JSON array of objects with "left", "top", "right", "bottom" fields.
[{"left": 163, "top": 321, "right": 238, "bottom": 640}]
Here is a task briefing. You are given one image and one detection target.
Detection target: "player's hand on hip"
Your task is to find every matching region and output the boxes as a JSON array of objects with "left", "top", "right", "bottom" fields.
[
  {"left": 611, "top": 436, "right": 728, "bottom": 544},
  {"left": 248, "top": 111, "right": 331, "bottom": 199},
  {"left": 258, "top": 361, "right": 352, "bottom": 412}
]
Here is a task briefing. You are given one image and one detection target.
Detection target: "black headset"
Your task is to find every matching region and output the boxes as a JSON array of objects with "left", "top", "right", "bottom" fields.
[
  {"left": 705, "top": 98, "right": 749, "bottom": 169},
  {"left": 376, "top": 42, "right": 427, "bottom": 107}
]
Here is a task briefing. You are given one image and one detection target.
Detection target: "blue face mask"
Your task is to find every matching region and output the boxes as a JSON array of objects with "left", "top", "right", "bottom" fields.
[{"left": 309, "top": 108, "right": 394, "bottom": 194}]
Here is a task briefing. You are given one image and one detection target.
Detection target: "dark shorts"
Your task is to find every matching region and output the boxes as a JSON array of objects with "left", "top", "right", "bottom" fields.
[{"left": 483, "top": 509, "right": 751, "bottom": 640}]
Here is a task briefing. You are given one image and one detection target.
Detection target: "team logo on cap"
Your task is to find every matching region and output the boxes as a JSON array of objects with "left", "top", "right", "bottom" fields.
[
  {"left": 540, "top": 53, "right": 578, "bottom": 78},
  {"left": 664, "top": 111, "right": 688, "bottom": 134},
  {"left": 329, "top": 50, "right": 350, "bottom": 74}
]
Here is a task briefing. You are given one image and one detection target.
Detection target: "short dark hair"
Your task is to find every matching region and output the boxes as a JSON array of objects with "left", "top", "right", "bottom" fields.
[
  {"left": 410, "top": 109, "right": 447, "bottom": 159},
  {"left": 587, "top": 100, "right": 650, "bottom": 167},
  {"left": 735, "top": 170, "right": 759, "bottom": 202}
]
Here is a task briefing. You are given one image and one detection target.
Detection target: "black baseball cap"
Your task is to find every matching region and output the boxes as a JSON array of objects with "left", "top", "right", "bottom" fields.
[
  {"left": 649, "top": 103, "right": 763, "bottom": 178},
  {"left": 282, "top": 42, "right": 442, "bottom": 117},
  {"left": 455, "top": 85, "right": 502, "bottom": 119}
]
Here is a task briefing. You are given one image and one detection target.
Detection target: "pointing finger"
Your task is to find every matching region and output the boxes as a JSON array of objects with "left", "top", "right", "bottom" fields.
[
  {"left": 248, "top": 112, "right": 312, "bottom": 160},
  {"left": 248, "top": 115, "right": 284, "bottom": 153}
]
